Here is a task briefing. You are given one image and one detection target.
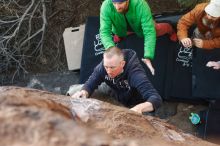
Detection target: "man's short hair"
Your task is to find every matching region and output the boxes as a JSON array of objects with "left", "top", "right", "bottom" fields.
[{"left": 104, "top": 47, "right": 124, "bottom": 60}]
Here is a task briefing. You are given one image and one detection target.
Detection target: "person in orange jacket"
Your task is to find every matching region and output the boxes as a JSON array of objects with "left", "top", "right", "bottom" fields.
[{"left": 177, "top": 0, "right": 220, "bottom": 49}]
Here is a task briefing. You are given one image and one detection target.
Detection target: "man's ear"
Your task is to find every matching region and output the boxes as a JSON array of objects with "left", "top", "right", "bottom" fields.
[{"left": 121, "top": 60, "right": 126, "bottom": 67}]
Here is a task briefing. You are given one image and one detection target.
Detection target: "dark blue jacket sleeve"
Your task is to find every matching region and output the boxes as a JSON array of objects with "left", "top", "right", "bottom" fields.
[
  {"left": 82, "top": 63, "right": 105, "bottom": 96},
  {"left": 128, "top": 65, "right": 162, "bottom": 110}
]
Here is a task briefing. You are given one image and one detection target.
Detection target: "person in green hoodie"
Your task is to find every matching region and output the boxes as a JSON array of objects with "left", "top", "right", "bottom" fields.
[{"left": 100, "top": 0, "right": 177, "bottom": 75}]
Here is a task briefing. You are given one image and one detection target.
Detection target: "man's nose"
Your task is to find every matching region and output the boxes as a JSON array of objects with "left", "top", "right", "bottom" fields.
[
  {"left": 207, "top": 14, "right": 215, "bottom": 20},
  {"left": 207, "top": 15, "right": 212, "bottom": 19},
  {"left": 115, "top": 4, "right": 120, "bottom": 10},
  {"left": 106, "top": 68, "right": 113, "bottom": 74}
]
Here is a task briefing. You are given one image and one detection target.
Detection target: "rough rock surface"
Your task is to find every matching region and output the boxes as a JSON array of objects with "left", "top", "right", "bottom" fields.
[{"left": 0, "top": 86, "right": 217, "bottom": 146}]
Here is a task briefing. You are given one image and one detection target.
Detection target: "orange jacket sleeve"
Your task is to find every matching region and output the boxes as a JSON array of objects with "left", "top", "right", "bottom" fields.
[
  {"left": 177, "top": 3, "right": 207, "bottom": 41},
  {"left": 203, "top": 37, "right": 220, "bottom": 49}
]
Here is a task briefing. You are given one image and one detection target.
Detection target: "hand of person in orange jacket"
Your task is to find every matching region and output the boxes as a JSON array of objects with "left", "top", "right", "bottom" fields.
[
  {"left": 206, "top": 61, "right": 220, "bottom": 70},
  {"left": 193, "top": 38, "right": 203, "bottom": 48},
  {"left": 181, "top": 38, "right": 193, "bottom": 48}
]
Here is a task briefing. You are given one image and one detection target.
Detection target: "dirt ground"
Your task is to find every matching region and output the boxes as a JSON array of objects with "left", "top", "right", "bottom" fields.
[{"left": 148, "top": 0, "right": 180, "bottom": 14}]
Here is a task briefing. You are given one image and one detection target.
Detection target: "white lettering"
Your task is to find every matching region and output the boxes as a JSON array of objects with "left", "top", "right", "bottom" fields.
[
  {"left": 176, "top": 46, "right": 192, "bottom": 67},
  {"left": 105, "top": 75, "right": 130, "bottom": 90},
  {"left": 94, "top": 34, "right": 105, "bottom": 56}
]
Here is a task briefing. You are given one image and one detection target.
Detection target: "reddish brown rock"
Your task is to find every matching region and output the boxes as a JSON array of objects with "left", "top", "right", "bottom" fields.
[{"left": 0, "top": 86, "right": 217, "bottom": 146}]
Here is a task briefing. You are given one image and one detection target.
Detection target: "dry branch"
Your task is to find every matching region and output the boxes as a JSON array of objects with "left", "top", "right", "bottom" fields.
[{"left": 0, "top": 0, "right": 47, "bottom": 81}]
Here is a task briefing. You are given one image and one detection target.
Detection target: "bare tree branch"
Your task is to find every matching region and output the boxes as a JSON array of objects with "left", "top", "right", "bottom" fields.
[{"left": 0, "top": 0, "right": 47, "bottom": 82}]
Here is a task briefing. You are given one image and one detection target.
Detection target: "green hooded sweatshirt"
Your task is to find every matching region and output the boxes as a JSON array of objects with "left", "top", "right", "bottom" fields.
[{"left": 100, "top": 0, "right": 156, "bottom": 59}]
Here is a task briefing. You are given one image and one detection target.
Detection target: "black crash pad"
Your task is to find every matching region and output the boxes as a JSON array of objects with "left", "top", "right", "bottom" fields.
[
  {"left": 79, "top": 16, "right": 220, "bottom": 100},
  {"left": 79, "top": 16, "right": 174, "bottom": 99}
]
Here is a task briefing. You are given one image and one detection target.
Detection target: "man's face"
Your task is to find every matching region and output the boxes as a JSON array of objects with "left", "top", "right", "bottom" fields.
[
  {"left": 113, "top": 0, "right": 129, "bottom": 13},
  {"left": 205, "top": 13, "right": 219, "bottom": 21},
  {"left": 103, "top": 54, "right": 125, "bottom": 78}
]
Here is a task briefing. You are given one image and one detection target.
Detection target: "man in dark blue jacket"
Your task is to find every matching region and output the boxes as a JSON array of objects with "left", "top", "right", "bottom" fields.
[{"left": 72, "top": 47, "right": 162, "bottom": 113}]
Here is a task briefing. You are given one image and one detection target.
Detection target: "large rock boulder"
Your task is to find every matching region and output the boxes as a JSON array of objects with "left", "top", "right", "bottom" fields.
[{"left": 0, "top": 86, "right": 217, "bottom": 146}]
